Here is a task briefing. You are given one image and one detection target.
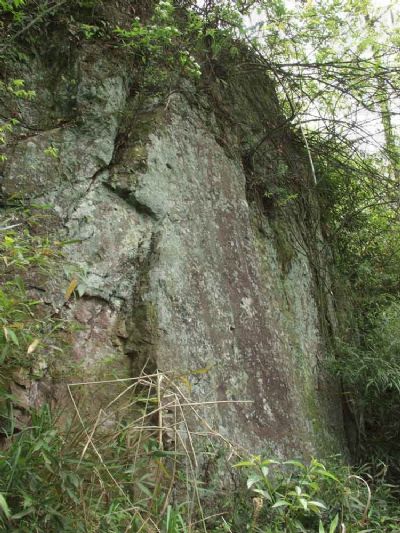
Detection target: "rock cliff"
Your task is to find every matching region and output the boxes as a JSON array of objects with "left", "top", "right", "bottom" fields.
[{"left": 0, "top": 19, "right": 345, "bottom": 458}]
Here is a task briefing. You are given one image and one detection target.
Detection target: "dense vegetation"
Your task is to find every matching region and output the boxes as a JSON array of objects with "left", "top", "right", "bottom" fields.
[{"left": 1, "top": 0, "right": 400, "bottom": 531}]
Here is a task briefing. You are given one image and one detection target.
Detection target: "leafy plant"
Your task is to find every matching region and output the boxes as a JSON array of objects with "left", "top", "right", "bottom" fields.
[
  {"left": 114, "top": 0, "right": 201, "bottom": 80},
  {"left": 233, "top": 456, "right": 400, "bottom": 532},
  {"left": 0, "top": 210, "right": 73, "bottom": 445},
  {"left": 330, "top": 302, "right": 400, "bottom": 469},
  {"left": 43, "top": 145, "right": 59, "bottom": 159},
  {"left": 0, "top": 79, "right": 36, "bottom": 162},
  {"left": 234, "top": 456, "right": 342, "bottom": 532},
  {"left": 0, "top": 225, "right": 63, "bottom": 369},
  {"left": 0, "top": 0, "right": 26, "bottom": 20},
  {"left": 0, "top": 406, "right": 145, "bottom": 532}
]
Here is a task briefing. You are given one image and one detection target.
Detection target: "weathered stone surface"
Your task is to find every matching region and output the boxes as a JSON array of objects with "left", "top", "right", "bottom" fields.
[{"left": 0, "top": 40, "right": 345, "bottom": 457}]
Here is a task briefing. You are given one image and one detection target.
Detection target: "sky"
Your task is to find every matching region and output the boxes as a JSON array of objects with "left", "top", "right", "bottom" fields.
[
  {"left": 244, "top": 0, "right": 399, "bottom": 154},
  {"left": 195, "top": 0, "right": 399, "bottom": 154}
]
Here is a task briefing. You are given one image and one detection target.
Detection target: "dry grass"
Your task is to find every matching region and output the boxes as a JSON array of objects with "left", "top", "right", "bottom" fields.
[{"left": 67, "top": 367, "right": 252, "bottom": 532}]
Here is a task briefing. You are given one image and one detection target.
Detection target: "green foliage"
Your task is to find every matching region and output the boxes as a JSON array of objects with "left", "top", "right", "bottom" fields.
[
  {"left": 0, "top": 0, "right": 25, "bottom": 20},
  {"left": 114, "top": 0, "right": 201, "bottom": 80},
  {"left": 331, "top": 302, "right": 400, "bottom": 466},
  {"left": 233, "top": 456, "right": 400, "bottom": 532},
  {"left": 234, "top": 456, "right": 340, "bottom": 532},
  {"left": 0, "top": 377, "right": 232, "bottom": 532},
  {"left": 0, "top": 224, "right": 62, "bottom": 369},
  {"left": 0, "top": 78, "right": 36, "bottom": 161},
  {"left": 0, "top": 406, "right": 80, "bottom": 531},
  {"left": 315, "top": 133, "right": 400, "bottom": 469},
  {"left": 0, "top": 210, "right": 70, "bottom": 443},
  {"left": 79, "top": 22, "right": 102, "bottom": 39},
  {"left": 43, "top": 145, "right": 59, "bottom": 158},
  {"left": 1, "top": 406, "right": 400, "bottom": 532},
  {"left": 0, "top": 406, "right": 145, "bottom": 532},
  {"left": 163, "top": 504, "right": 189, "bottom": 532}
]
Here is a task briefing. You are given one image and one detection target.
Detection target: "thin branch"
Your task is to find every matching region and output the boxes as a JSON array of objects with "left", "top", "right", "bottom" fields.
[{"left": 0, "top": 0, "right": 69, "bottom": 52}]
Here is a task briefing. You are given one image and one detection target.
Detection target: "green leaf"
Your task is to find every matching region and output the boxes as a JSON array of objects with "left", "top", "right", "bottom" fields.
[
  {"left": 0, "top": 493, "right": 10, "bottom": 519},
  {"left": 315, "top": 469, "right": 339, "bottom": 482},
  {"left": 137, "top": 482, "right": 153, "bottom": 498},
  {"left": 308, "top": 503, "right": 324, "bottom": 514},
  {"left": 252, "top": 488, "right": 272, "bottom": 501},
  {"left": 247, "top": 474, "right": 262, "bottom": 488},
  {"left": 3, "top": 327, "right": 19, "bottom": 346},
  {"left": 261, "top": 459, "right": 280, "bottom": 466},
  {"left": 271, "top": 499, "right": 289, "bottom": 508},
  {"left": 233, "top": 460, "right": 253, "bottom": 468},
  {"left": 299, "top": 497, "right": 308, "bottom": 510},
  {"left": 284, "top": 459, "right": 307, "bottom": 469},
  {"left": 329, "top": 514, "right": 339, "bottom": 533},
  {"left": 261, "top": 466, "right": 269, "bottom": 477},
  {"left": 309, "top": 500, "right": 327, "bottom": 509}
]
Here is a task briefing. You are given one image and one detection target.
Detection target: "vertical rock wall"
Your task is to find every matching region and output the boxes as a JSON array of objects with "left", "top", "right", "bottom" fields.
[{"left": 0, "top": 35, "right": 345, "bottom": 457}]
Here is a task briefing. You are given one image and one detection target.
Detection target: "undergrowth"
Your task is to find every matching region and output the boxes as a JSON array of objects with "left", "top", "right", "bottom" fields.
[
  {"left": 1, "top": 395, "right": 400, "bottom": 532},
  {"left": 232, "top": 456, "right": 400, "bottom": 532},
  {"left": 0, "top": 208, "right": 69, "bottom": 437},
  {"left": 330, "top": 302, "right": 400, "bottom": 474}
]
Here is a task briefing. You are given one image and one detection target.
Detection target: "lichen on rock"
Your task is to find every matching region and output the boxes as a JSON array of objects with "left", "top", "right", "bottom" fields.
[{"left": 0, "top": 26, "right": 345, "bottom": 459}]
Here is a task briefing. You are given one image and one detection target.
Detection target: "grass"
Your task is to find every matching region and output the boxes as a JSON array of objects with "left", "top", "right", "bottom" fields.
[
  {"left": 0, "top": 369, "right": 249, "bottom": 532},
  {"left": 2, "top": 368, "right": 400, "bottom": 532}
]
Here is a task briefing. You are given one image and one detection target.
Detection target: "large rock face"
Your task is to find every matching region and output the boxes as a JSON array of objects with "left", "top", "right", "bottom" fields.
[{"left": 0, "top": 34, "right": 345, "bottom": 457}]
